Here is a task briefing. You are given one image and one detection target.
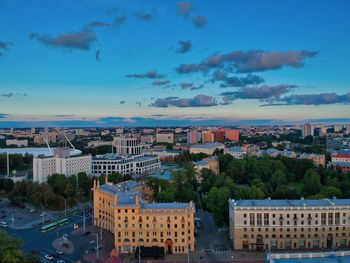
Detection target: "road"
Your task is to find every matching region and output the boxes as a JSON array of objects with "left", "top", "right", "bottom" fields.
[{"left": 4, "top": 212, "right": 93, "bottom": 263}]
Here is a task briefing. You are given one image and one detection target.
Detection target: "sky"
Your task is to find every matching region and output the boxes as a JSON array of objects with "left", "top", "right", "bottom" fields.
[{"left": 0, "top": 0, "right": 350, "bottom": 127}]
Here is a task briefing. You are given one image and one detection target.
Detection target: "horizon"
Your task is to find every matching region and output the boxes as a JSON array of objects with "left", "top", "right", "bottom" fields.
[{"left": 1, "top": 0, "right": 350, "bottom": 127}]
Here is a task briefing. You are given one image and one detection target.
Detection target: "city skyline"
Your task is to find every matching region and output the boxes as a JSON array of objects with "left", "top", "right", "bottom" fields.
[{"left": 1, "top": 0, "right": 350, "bottom": 127}]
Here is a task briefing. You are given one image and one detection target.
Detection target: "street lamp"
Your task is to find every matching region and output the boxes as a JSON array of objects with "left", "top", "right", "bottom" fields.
[
  {"left": 60, "top": 197, "right": 71, "bottom": 217},
  {"left": 92, "top": 233, "right": 99, "bottom": 261}
]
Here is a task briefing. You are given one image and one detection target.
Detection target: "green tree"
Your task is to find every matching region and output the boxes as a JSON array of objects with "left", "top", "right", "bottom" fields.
[
  {"left": 303, "top": 169, "right": 322, "bottom": 196},
  {"left": 0, "top": 230, "right": 22, "bottom": 263},
  {"left": 319, "top": 186, "right": 342, "bottom": 198},
  {"left": 270, "top": 170, "right": 287, "bottom": 191},
  {"left": 204, "top": 187, "right": 230, "bottom": 225},
  {"left": 157, "top": 187, "right": 176, "bottom": 202}
]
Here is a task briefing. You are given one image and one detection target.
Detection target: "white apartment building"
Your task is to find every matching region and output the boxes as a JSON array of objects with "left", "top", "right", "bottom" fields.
[
  {"left": 33, "top": 148, "right": 92, "bottom": 183},
  {"left": 113, "top": 135, "right": 143, "bottom": 155}
]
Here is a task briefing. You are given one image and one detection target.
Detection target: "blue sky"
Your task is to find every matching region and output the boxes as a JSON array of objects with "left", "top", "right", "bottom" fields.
[{"left": 0, "top": 0, "right": 350, "bottom": 127}]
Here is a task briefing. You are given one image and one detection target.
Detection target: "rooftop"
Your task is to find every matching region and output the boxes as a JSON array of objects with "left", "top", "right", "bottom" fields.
[
  {"left": 190, "top": 142, "right": 224, "bottom": 149},
  {"left": 229, "top": 198, "right": 350, "bottom": 207}
]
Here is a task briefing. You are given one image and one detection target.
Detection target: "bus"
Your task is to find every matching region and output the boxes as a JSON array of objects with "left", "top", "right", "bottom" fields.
[
  {"left": 57, "top": 218, "right": 68, "bottom": 226},
  {"left": 41, "top": 218, "right": 69, "bottom": 232},
  {"left": 41, "top": 221, "right": 58, "bottom": 232}
]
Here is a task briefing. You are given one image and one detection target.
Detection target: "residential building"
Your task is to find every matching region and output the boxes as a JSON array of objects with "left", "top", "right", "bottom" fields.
[
  {"left": 92, "top": 180, "right": 195, "bottom": 255},
  {"left": 140, "top": 135, "right": 154, "bottom": 145},
  {"left": 213, "top": 129, "right": 225, "bottom": 142},
  {"left": 331, "top": 151, "right": 350, "bottom": 163},
  {"left": 299, "top": 153, "right": 326, "bottom": 167},
  {"left": 33, "top": 148, "right": 92, "bottom": 183},
  {"left": 189, "top": 142, "right": 225, "bottom": 155},
  {"left": 202, "top": 131, "right": 214, "bottom": 143},
  {"left": 187, "top": 130, "right": 202, "bottom": 144},
  {"left": 6, "top": 139, "right": 28, "bottom": 147},
  {"left": 144, "top": 149, "right": 180, "bottom": 162},
  {"left": 302, "top": 123, "right": 314, "bottom": 138},
  {"left": 225, "top": 129, "right": 240, "bottom": 141},
  {"left": 87, "top": 140, "right": 113, "bottom": 148},
  {"left": 156, "top": 133, "right": 174, "bottom": 144},
  {"left": 327, "top": 162, "right": 350, "bottom": 173},
  {"left": 229, "top": 198, "right": 350, "bottom": 251}
]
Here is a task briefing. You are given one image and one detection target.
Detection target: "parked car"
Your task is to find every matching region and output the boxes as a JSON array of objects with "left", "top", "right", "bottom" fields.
[
  {"left": 0, "top": 222, "right": 7, "bottom": 227},
  {"left": 56, "top": 250, "right": 64, "bottom": 255},
  {"left": 56, "top": 260, "right": 65, "bottom": 263}
]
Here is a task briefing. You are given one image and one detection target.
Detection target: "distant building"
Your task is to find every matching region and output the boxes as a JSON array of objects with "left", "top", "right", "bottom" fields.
[
  {"left": 225, "top": 146, "right": 246, "bottom": 159},
  {"left": 6, "top": 139, "right": 28, "bottom": 147},
  {"left": 187, "top": 130, "right": 202, "bottom": 144},
  {"left": 115, "top": 128, "right": 124, "bottom": 134},
  {"left": 201, "top": 131, "right": 214, "bottom": 143},
  {"left": 87, "top": 140, "right": 113, "bottom": 148},
  {"left": 140, "top": 135, "right": 154, "bottom": 145},
  {"left": 302, "top": 123, "right": 314, "bottom": 138},
  {"left": 91, "top": 154, "right": 160, "bottom": 178},
  {"left": 189, "top": 142, "right": 225, "bottom": 155},
  {"left": 113, "top": 135, "right": 143, "bottom": 156},
  {"left": 34, "top": 132, "right": 57, "bottom": 145},
  {"left": 144, "top": 149, "right": 180, "bottom": 162},
  {"left": 224, "top": 129, "right": 240, "bottom": 141},
  {"left": 213, "top": 129, "right": 225, "bottom": 142},
  {"left": 327, "top": 162, "right": 350, "bottom": 173},
  {"left": 331, "top": 151, "right": 350, "bottom": 163},
  {"left": 299, "top": 153, "right": 326, "bottom": 167},
  {"left": 229, "top": 198, "right": 350, "bottom": 251},
  {"left": 193, "top": 156, "right": 219, "bottom": 181},
  {"left": 92, "top": 180, "right": 195, "bottom": 255},
  {"left": 33, "top": 148, "right": 92, "bottom": 183},
  {"left": 156, "top": 133, "right": 174, "bottom": 144}
]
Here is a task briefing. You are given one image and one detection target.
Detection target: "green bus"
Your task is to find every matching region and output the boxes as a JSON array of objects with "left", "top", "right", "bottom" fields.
[
  {"left": 41, "top": 221, "right": 58, "bottom": 232},
  {"left": 57, "top": 218, "right": 68, "bottom": 226},
  {"left": 41, "top": 218, "right": 69, "bottom": 232}
]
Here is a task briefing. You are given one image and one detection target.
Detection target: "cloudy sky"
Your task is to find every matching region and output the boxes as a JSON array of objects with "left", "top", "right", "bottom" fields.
[{"left": 1, "top": 0, "right": 350, "bottom": 127}]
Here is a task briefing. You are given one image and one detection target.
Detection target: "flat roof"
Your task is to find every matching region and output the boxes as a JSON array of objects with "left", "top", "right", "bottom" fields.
[
  {"left": 190, "top": 142, "right": 224, "bottom": 149},
  {"left": 229, "top": 198, "right": 350, "bottom": 207}
]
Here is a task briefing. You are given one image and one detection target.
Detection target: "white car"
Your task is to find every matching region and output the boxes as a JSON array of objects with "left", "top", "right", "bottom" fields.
[
  {"left": 56, "top": 249, "right": 64, "bottom": 255},
  {"left": 0, "top": 222, "right": 7, "bottom": 227},
  {"left": 44, "top": 255, "right": 53, "bottom": 261}
]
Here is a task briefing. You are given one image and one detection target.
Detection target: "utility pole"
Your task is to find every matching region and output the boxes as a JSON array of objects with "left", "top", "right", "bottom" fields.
[
  {"left": 63, "top": 197, "right": 67, "bottom": 217},
  {"left": 11, "top": 212, "right": 14, "bottom": 228},
  {"left": 6, "top": 152, "right": 9, "bottom": 177},
  {"left": 93, "top": 233, "right": 99, "bottom": 261},
  {"left": 83, "top": 209, "right": 86, "bottom": 232}
]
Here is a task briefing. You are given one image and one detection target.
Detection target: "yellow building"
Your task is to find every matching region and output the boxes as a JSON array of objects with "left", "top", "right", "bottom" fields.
[{"left": 93, "top": 179, "right": 195, "bottom": 255}]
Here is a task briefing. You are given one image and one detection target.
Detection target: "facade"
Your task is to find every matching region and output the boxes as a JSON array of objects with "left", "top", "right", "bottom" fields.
[
  {"left": 213, "top": 129, "right": 225, "bottom": 142},
  {"left": 193, "top": 156, "right": 219, "bottom": 181},
  {"left": 113, "top": 135, "right": 143, "bottom": 156},
  {"left": 299, "top": 153, "right": 326, "bottom": 167},
  {"left": 87, "top": 140, "right": 113, "bottom": 148},
  {"left": 202, "top": 131, "right": 214, "bottom": 143},
  {"left": 156, "top": 133, "right": 174, "bottom": 144},
  {"left": 140, "top": 135, "right": 154, "bottom": 145},
  {"left": 91, "top": 154, "right": 160, "bottom": 178},
  {"left": 224, "top": 129, "right": 240, "bottom": 141},
  {"left": 327, "top": 162, "right": 350, "bottom": 173},
  {"left": 225, "top": 146, "right": 246, "bottom": 159},
  {"left": 33, "top": 148, "right": 92, "bottom": 183},
  {"left": 302, "top": 123, "right": 314, "bottom": 138},
  {"left": 189, "top": 142, "right": 225, "bottom": 155},
  {"left": 6, "top": 139, "right": 28, "bottom": 147},
  {"left": 187, "top": 130, "right": 202, "bottom": 144},
  {"left": 332, "top": 152, "right": 350, "bottom": 163},
  {"left": 229, "top": 198, "right": 350, "bottom": 251},
  {"left": 144, "top": 149, "right": 180, "bottom": 162},
  {"left": 92, "top": 180, "right": 195, "bottom": 255}
]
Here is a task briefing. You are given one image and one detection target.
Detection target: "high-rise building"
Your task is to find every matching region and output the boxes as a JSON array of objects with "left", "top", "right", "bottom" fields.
[
  {"left": 229, "top": 198, "right": 350, "bottom": 251},
  {"left": 92, "top": 180, "right": 195, "bottom": 255},
  {"left": 302, "top": 123, "right": 314, "bottom": 138},
  {"left": 33, "top": 148, "right": 92, "bottom": 183},
  {"left": 156, "top": 133, "right": 174, "bottom": 144},
  {"left": 224, "top": 129, "right": 240, "bottom": 141},
  {"left": 187, "top": 130, "right": 202, "bottom": 144},
  {"left": 202, "top": 131, "right": 214, "bottom": 143},
  {"left": 213, "top": 129, "right": 225, "bottom": 142}
]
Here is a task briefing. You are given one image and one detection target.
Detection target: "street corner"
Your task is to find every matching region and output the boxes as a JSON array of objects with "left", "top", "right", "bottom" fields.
[{"left": 52, "top": 236, "right": 75, "bottom": 254}]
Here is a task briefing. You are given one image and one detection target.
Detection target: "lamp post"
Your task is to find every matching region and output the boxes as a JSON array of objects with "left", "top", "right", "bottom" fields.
[{"left": 92, "top": 233, "right": 99, "bottom": 261}]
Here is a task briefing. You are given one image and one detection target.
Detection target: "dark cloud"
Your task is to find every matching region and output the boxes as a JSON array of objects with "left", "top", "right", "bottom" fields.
[
  {"left": 112, "top": 15, "right": 127, "bottom": 29},
  {"left": 135, "top": 10, "right": 155, "bottom": 21},
  {"left": 95, "top": 49, "right": 100, "bottom": 61},
  {"left": 192, "top": 16, "right": 208, "bottom": 28},
  {"left": 176, "top": 50, "right": 317, "bottom": 74},
  {"left": 152, "top": 80, "right": 171, "bottom": 86},
  {"left": 84, "top": 21, "right": 110, "bottom": 31},
  {"left": 150, "top": 94, "right": 217, "bottom": 107},
  {"left": 220, "top": 85, "right": 296, "bottom": 104},
  {"left": 265, "top": 92, "right": 350, "bottom": 106},
  {"left": 136, "top": 101, "right": 142, "bottom": 107},
  {"left": 126, "top": 71, "right": 165, "bottom": 79},
  {"left": 30, "top": 29, "right": 97, "bottom": 51},
  {"left": 191, "top": 84, "right": 204, "bottom": 90},
  {"left": 0, "top": 93, "right": 27, "bottom": 98},
  {"left": 180, "top": 83, "right": 193, "bottom": 89},
  {"left": 0, "top": 114, "right": 8, "bottom": 119},
  {"left": 120, "top": 100, "right": 126, "bottom": 104},
  {"left": 0, "top": 41, "right": 12, "bottom": 51},
  {"left": 213, "top": 70, "right": 265, "bottom": 87},
  {"left": 177, "top": 2, "right": 193, "bottom": 17},
  {"left": 176, "top": 40, "right": 192, "bottom": 54}
]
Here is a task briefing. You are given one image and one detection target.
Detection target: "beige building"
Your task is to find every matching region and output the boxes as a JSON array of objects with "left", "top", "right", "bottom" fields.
[
  {"left": 6, "top": 139, "right": 28, "bottom": 147},
  {"left": 156, "top": 133, "right": 174, "bottom": 144},
  {"left": 93, "top": 180, "right": 195, "bottom": 255},
  {"left": 189, "top": 142, "right": 224, "bottom": 155},
  {"left": 193, "top": 156, "right": 219, "bottom": 182},
  {"left": 229, "top": 198, "right": 350, "bottom": 251},
  {"left": 299, "top": 153, "right": 326, "bottom": 167}
]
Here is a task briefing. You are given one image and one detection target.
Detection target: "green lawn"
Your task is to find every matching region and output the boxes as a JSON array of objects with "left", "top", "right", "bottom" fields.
[{"left": 289, "top": 182, "right": 304, "bottom": 191}]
